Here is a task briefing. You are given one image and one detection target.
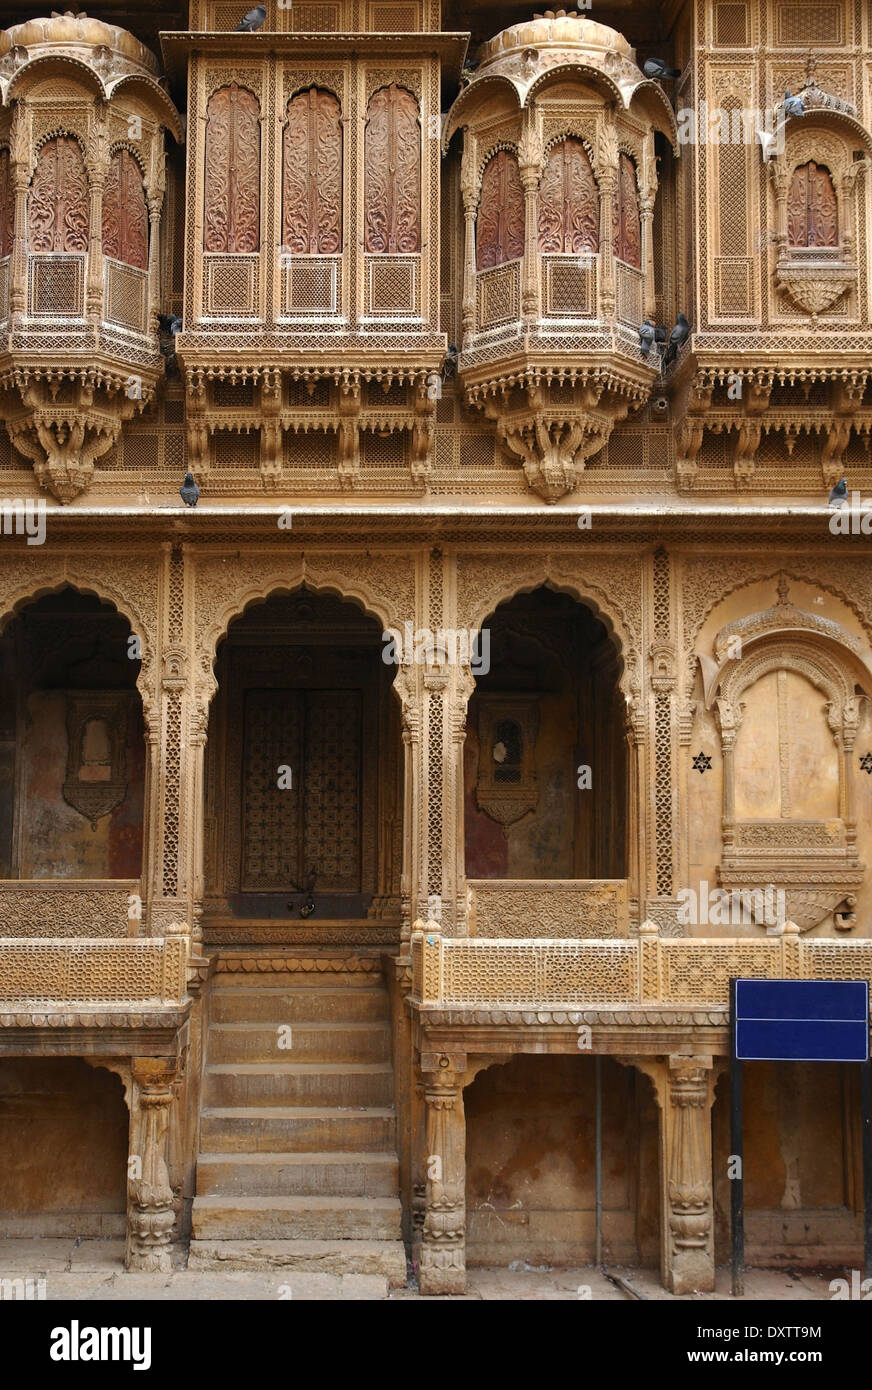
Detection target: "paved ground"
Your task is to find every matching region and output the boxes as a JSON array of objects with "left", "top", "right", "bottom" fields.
[{"left": 0, "top": 1238, "right": 845, "bottom": 1300}]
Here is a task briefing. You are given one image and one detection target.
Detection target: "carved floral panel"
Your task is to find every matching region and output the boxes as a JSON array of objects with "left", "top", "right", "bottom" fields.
[
  {"left": 102, "top": 149, "right": 148, "bottom": 270},
  {"left": 283, "top": 87, "right": 343, "bottom": 255},
  {"left": 476, "top": 149, "right": 524, "bottom": 270},
  {"left": 0, "top": 148, "right": 12, "bottom": 258},
  {"left": 364, "top": 84, "right": 420, "bottom": 254},
  {"left": 204, "top": 84, "right": 261, "bottom": 254},
  {"left": 787, "top": 161, "right": 838, "bottom": 249},
  {"left": 28, "top": 136, "right": 89, "bottom": 253},
  {"left": 612, "top": 152, "right": 641, "bottom": 268},
  {"left": 537, "top": 138, "right": 599, "bottom": 255}
]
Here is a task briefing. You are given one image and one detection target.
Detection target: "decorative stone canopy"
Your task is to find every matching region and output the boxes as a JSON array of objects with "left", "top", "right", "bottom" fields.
[{"left": 0, "top": 10, "right": 160, "bottom": 78}]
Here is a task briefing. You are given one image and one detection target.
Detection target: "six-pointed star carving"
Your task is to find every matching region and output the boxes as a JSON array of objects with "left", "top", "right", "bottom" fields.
[{"left": 692, "top": 752, "right": 712, "bottom": 774}]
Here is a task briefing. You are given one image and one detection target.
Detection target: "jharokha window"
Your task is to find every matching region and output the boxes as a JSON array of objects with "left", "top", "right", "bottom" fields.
[
  {"left": 0, "top": 148, "right": 12, "bottom": 258},
  {"left": 282, "top": 87, "right": 343, "bottom": 255},
  {"left": 28, "top": 135, "right": 89, "bottom": 253},
  {"left": 537, "top": 137, "right": 599, "bottom": 255},
  {"left": 102, "top": 149, "right": 148, "bottom": 270},
  {"left": 204, "top": 84, "right": 261, "bottom": 254},
  {"left": 476, "top": 149, "right": 524, "bottom": 269},
  {"left": 364, "top": 84, "right": 420, "bottom": 254},
  {"left": 788, "top": 161, "right": 838, "bottom": 249},
  {"left": 612, "top": 152, "right": 641, "bottom": 268}
]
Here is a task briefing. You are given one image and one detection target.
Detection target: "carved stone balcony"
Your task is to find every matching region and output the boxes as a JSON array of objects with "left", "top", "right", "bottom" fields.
[{"left": 0, "top": 13, "right": 183, "bottom": 501}]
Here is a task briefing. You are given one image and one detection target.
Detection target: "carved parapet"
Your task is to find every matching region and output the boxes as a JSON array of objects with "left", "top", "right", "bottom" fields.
[
  {"left": 466, "top": 879, "right": 630, "bottom": 938},
  {"left": 0, "top": 937, "right": 188, "bottom": 1006}
]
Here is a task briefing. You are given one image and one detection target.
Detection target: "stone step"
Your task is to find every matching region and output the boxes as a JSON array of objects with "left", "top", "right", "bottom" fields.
[
  {"left": 203, "top": 1063, "right": 394, "bottom": 1109},
  {"left": 211, "top": 969, "right": 383, "bottom": 991},
  {"left": 191, "top": 1195, "right": 403, "bottom": 1242},
  {"left": 211, "top": 986, "right": 389, "bottom": 1024},
  {"left": 188, "top": 1237, "right": 407, "bottom": 1286},
  {"left": 196, "top": 1151, "right": 399, "bottom": 1197},
  {"left": 207, "top": 1021, "right": 391, "bottom": 1065},
  {"left": 199, "top": 1106, "right": 397, "bottom": 1154}
]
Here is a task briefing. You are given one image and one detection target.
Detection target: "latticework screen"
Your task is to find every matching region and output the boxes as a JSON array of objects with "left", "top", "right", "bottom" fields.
[
  {"left": 104, "top": 259, "right": 149, "bottom": 334},
  {"left": 476, "top": 260, "right": 520, "bottom": 331},
  {"left": 543, "top": 256, "right": 596, "bottom": 318},
  {"left": 203, "top": 254, "right": 259, "bottom": 318},
  {"left": 27, "top": 254, "right": 85, "bottom": 318},
  {"left": 280, "top": 255, "right": 340, "bottom": 317},
  {"left": 365, "top": 255, "right": 420, "bottom": 317}
]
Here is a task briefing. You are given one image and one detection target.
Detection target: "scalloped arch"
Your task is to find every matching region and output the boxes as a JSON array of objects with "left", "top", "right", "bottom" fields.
[
  {"left": 6, "top": 53, "right": 106, "bottom": 103},
  {"left": 443, "top": 74, "right": 522, "bottom": 150},
  {"left": 106, "top": 73, "right": 185, "bottom": 143}
]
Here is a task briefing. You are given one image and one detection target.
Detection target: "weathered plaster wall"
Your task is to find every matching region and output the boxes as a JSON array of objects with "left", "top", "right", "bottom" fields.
[
  {"left": 18, "top": 691, "right": 145, "bottom": 879},
  {"left": 0, "top": 1059, "right": 128, "bottom": 1235},
  {"left": 712, "top": 1062, "right": 863, "bottom": 1266},
  {"left": 465, "top": 1056, "right": 659, "bottom": 1266}
]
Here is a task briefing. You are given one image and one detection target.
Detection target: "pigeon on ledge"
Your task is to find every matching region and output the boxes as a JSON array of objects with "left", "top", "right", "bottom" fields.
[
  {"left": 643, "top": 57, "right": 681, "bottom": 80},
  {"left": 180, "top": 473, "right": 200, "bottom": 508},
  {"left": 828, "top": 477, "right": 848, "bottom": 508},
  {"left": 236, "top": 4, "right": 266, "bottom": 31},
  {"left": 664, "top": 313, "right": 691, "bottom": 365}
]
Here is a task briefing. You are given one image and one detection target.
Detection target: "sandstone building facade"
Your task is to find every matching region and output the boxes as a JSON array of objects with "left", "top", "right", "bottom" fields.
[{"left": 0, "top": 0, "right": 870, "bottom": 1296}]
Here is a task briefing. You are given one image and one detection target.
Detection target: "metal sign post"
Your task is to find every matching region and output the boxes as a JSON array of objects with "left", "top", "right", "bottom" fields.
[{"left": 730, "top": 977, "right": 870, "bottom": 1297}]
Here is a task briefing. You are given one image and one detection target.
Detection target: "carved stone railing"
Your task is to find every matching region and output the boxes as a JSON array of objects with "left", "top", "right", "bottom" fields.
[
  {"left": 466, "top": 879, "right": 629, "bottom": 938},
  {"left": 104, "top": 259, "right": 150, "bottom": 336},
  {"left": 0, "top": 881, "right": 140, "bottom": 937},
  {"left": 0, "top": 936, "right": 188, "bottom": 1006},
  {"left": 411, "top": 920, "right": 872, "bottom": 1009},
  {"left": 541, "top": 253, "right": 597, "bottom": 319},
  {"left": 27, "top": 252, "right": 87, "bottom": 319}
]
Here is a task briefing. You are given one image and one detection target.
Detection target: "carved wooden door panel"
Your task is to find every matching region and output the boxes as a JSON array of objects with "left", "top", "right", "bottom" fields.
[
  {"left": 102, "top": 149, "right": 148, "bottom": 270},
  {"left": 787, "top": 161, "right": 838, "bottom": 248},
  {"left": 612, "top": 152, "right": 641, "bottom": 267},
  {"left": 241, "top": 689, "right": 362, "bottom": 895},
  {"left": 476, "top": 150, "right": 524, "bottom": 270},
  {"left": 364, "top": 84, "right": 420, "bottom": 253},
  {"left": 204, "top": 83, "right": 261, "bottom": 253},
  {"left": 537, "top": 138, "right": 599, "bottom": 254},
  {"left": 28, "top": 136, "right": 89, "bottom": 253},
  {"left": 0, "top": 148, "right": 13, "bottom": 259},
  {"left": 283, "top": 87, "right": 342, "bottom": 255}
]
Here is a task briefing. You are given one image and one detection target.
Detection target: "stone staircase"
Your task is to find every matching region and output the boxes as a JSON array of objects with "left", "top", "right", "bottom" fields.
[{"left": 188, "top": 961, "right": 407, "bottom": 1285}]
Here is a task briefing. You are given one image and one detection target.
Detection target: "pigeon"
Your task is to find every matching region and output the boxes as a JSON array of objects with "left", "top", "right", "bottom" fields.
[
  {"left": 158, "top": 313, "right": 182, "bottom": 336},
  {"left": 179, "top": 472, "right": 200, "bottom": 508},
  {"left": 441, "top": 344, "right": 458, "bottom": 380},
  {"left": 643, "top": 57, "right": 681, "bottom": 80},
  {"left": 828, "top": 477, "right": 848, "bottom": 507},
  {"left": 638, "top": 320, "right": 656, "bottom": 357},
  {"left": 782, "top": 89, "right": 805, "bottom": 119},
  {"left": 664, "top": 312, "right": 691, "bottom": 365},
  {"left": 235, "top": 4, "right": 266, "bottom": 31},
  {"left": 655, "top": 325, "right": 667, "bottom": 342}
]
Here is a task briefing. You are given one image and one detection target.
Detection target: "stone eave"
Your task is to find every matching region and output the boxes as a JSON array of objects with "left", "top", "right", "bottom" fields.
[{"left": 159, "top": 29, "right": 470, "bottom": 82}]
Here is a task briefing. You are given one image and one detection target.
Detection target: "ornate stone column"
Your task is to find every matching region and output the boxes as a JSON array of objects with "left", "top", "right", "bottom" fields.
[
  {"left": 639, "top": 134, "right": 658, "bottom": 320},
  {"left": 460, "top": 184, "right": 479, "bottom": 340},
  {"left": 419, "top": 1056, "right": 467, "bottom": 1295},
  {"left": 8, "top": 101, "right": 33, "bottom": 323},
  {"left": 127, "top": 1058, "right": 177, "bottom": 1273},
  {"left": 85, "top": 108, "right": 109, "bottom": 324}
]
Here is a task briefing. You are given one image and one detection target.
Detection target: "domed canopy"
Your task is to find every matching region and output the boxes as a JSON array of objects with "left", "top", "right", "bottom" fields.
[
  {"left": 0, "top": 10, "right": 159, "bottom": 77},
  {"left": 477, "top": 8, "right": 635, "bottom": 71}
]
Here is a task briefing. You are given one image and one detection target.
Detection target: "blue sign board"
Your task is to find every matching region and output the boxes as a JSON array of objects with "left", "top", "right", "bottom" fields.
[{"left": 733, "top": 979, "right": 869, "bottom": 1063}]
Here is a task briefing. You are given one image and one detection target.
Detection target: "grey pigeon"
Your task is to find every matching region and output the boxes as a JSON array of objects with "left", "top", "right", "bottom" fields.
[
  {"left": 158, "top": 313, "right": 182, "bottom": 336},
  {"left": 638, "top": 320, "right": 656, "bottom": 357},
  {"left": 828, "top": 477, "right": 848, "bottom": 507},
  {"left": 655, "top": 325, "right": 667, "bottom": 342},
  {"left": 643, "top": 57, "right": 681, "bottom": 80},
  {"left": 441, "top": 344, "right": 458, "bottom": 380},
  {"left": 235, "top": 4, "right": 266, "bottom": 30},
  {"left": 180, "top": 472, "right": 200, "bottom": 508},
  {"left": 664, "top": 312, "right": 690, "bottom": 365},
  {"left": 782, "top": 89, "right": 805, "bottom": 119}
]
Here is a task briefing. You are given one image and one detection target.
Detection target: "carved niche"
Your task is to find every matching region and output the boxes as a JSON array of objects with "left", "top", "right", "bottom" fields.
[
  {"left": 476, "top": 149, "right": 524, "bottom": 269},
  {"left": 612, "top": 151, "right": 641, "bottom": 268},
  {"left": 282, "top": 87, "right": 343, "bottom": 255},
  {"left": 0, "top": 147, "right": 13, "bottom": 259},
  {"left": 537, "top": 137, "right": 599, "bottom": 254},
  {"left": 364, "top": 84, "right": 420, "bottom": 253},
  {"left": 62, "top": 691, "right": 131, "bottom": 830},
  {"left": 475, "top": 694, "right": 539, "bottom": 828},
  {"left": 102, "top": 149, "right": 149, "bottom": 270},
  {"left": 204, "top": 84, "right": 261, "bottom": 253},
  {"left": 28, "top": 135, "right": 89, "bottom": 253},
  {"left": 703, "top": 582, "right": 867, "bottom": 931}
]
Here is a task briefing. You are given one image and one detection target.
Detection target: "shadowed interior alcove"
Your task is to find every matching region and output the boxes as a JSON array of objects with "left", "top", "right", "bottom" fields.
[{"left": 464, "top": 586, "right": 627, "bottom": 879}]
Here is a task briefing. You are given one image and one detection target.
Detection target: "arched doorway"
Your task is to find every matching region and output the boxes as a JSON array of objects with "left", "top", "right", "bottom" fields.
[
  {"left": 203, "top": 587, "right": 403, "bottom": 934},
  {"left": 464, "top": 586, "right": 627, "bottom": 879},
  {"left": 0, "top": 588, "right": 145, "bottom": 879}
]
